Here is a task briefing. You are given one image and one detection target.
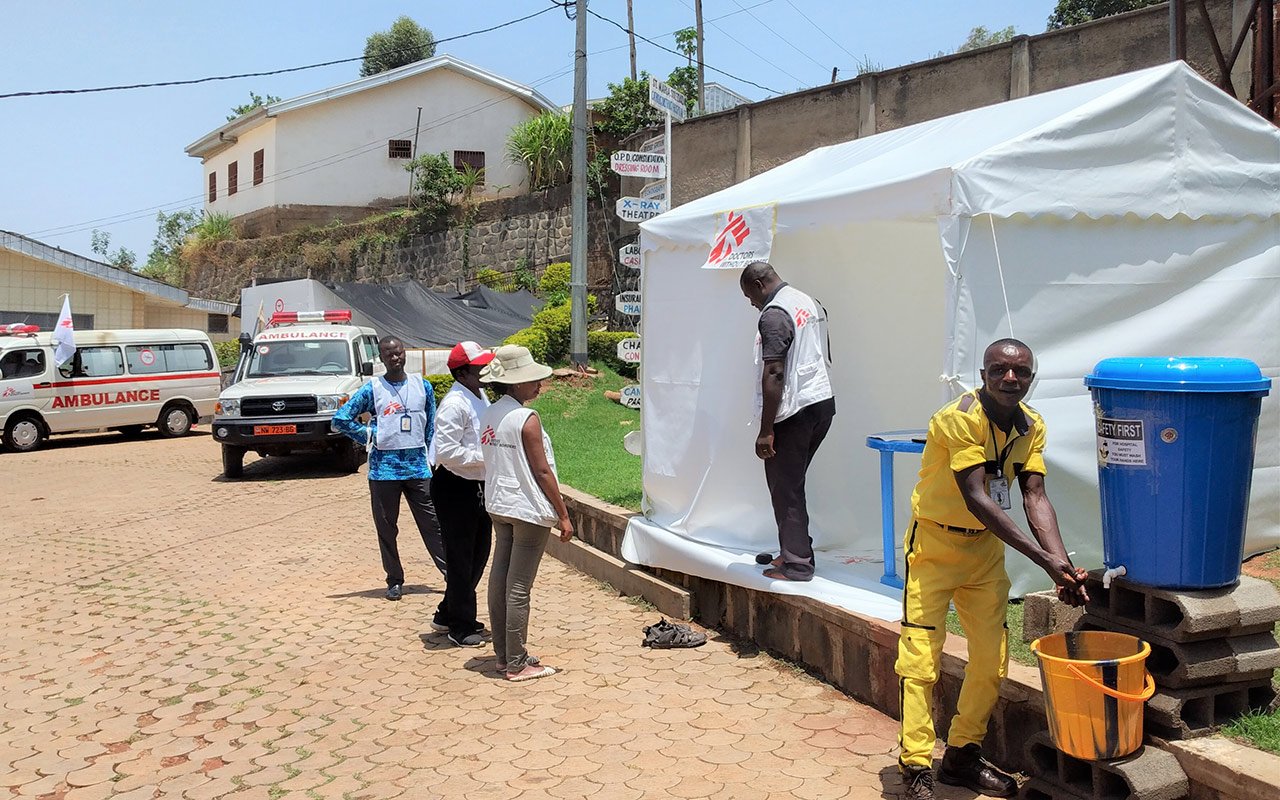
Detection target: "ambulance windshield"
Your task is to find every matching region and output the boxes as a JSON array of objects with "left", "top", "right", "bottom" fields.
[{"left": 246, "top": 340, "right": 351, "bottom": 377}]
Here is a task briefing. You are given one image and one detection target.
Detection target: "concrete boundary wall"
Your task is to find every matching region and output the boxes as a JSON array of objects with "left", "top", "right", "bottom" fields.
[
  {"left": 555, "top": 488, "right": 1280, "bottom": 799},
  {"left": 672, "top": 0, "right": 1240, "bottom": 206}
]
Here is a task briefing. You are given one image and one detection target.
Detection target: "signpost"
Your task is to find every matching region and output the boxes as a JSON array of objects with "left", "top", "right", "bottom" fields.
[
  {"left": 640, "top": 180, "right": 665, "bottom": 202},
  {"left": 620, "top": 384, "right": 642, "bottom": 410},
  {"left": 640, "top": 134, "right": 665, "bottom": 154},
  {"left": 616, "top": 337, "right": 641, "bottom": 363},
  {"left": 647, "top": 77, "right": 685, "bottom": 211},
  {"left": 618, "top": 243, "right": 641, "bottom": 269},
  {"left": 615, "top": 197, "right": 665, "bottom": 223},
  {"left": 610, "top": 151, "right": 666, "bottom": 178},
  {"left": 615, "top": 291, "right": 642, "bottom": 316}
]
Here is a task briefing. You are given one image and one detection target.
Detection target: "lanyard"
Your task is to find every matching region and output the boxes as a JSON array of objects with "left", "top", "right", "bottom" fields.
[
  {"left": 985, "top": 419, "right": 1022, "bottom": 478},
  {"left": 385, "top": 378, "right": 412, "bottom": 412}
]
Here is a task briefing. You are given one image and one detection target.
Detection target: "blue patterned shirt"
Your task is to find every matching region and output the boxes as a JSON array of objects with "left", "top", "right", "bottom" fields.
[{"left": 333, "top": 377, "right": 436, "bottom": 481}]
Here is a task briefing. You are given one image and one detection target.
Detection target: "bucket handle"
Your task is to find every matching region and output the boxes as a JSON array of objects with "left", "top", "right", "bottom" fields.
[{"left": 1066, "top": 665, "right": 1156, "bottom": 702}]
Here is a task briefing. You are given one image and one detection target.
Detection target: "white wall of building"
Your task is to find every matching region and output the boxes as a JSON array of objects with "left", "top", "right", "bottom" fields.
[
  {"left": 202, "top": 120, "right": 277, "bottom": 219},
  {"left": 199, "top": 67, "right": 539, "bottom": 218}
]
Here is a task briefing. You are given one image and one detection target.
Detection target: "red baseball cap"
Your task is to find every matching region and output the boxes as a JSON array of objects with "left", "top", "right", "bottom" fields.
[{"left": 447, "top": 341, "right": 496, "bottom": 370}]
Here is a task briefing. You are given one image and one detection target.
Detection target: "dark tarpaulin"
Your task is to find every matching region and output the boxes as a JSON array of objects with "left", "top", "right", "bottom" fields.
[{"left": 325, "top": 280, "right": 541, "bottom": 348}]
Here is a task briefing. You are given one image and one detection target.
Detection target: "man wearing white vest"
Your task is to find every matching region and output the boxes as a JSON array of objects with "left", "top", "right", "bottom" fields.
[
  {"left": 740, "top": 262, "right": 836, "bottom": 582},
  {"left": 334, "top": 336, "right": 447, "bottom": 605}
]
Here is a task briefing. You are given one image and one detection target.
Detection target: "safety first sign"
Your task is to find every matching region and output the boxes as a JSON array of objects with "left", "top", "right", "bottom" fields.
[
  {"left": 701, "top": 204, "right": 776, "bottom": 270},
  {"left": 1096, "top": 417, "right": 1147, "bottom": 466}
]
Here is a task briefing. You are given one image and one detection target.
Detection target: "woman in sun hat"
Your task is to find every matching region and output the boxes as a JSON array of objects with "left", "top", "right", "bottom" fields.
[{"left": 478, "top": 344, "right": 574, "bottom": 682}]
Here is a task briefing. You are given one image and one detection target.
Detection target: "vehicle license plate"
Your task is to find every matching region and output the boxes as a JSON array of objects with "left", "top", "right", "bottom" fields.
[{"left": 253, "top": 424, "right": 297, "bottom": 436}]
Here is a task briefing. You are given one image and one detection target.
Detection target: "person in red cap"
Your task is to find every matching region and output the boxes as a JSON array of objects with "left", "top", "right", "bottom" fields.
[{"left": 428, "top": 341, "right": 498, "bottom": 647}]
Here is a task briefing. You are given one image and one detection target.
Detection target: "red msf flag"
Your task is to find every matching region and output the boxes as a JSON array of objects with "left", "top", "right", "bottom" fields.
[{"left": 700, "top": 205, "right": 776, "bottom": 270}]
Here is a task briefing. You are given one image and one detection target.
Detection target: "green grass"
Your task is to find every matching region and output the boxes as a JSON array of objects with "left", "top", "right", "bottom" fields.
[
  {"left": 944, "top": 601, "right": 1036, "bottom": 667},
  {"left": 531, "top": 362, "right": 643, "bottom": 510},
  {"left": 1223, "top": 710, "right": 1280, "bottom": 754}
]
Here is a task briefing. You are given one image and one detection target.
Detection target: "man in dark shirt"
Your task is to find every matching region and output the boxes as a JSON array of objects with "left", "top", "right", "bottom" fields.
[{"left": 740, "top": 262, "right": 836, "bottom": 581}]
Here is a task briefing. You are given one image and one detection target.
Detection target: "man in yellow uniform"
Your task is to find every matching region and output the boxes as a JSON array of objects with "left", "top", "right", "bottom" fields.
[{"left": 897, "top": 339, "right": 1088, "bottom": 800}]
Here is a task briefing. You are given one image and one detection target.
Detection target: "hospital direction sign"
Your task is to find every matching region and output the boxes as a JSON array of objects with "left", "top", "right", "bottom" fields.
[
  {"left": 616, "top": 197, "right": 665, "bottom": 223},
  {"left": 616, "top": 337, "right": 642, "bottom": 363},
  {"left": 648, "top": 77, "right": 687, "bottom": 123},
  {"left": 615, "top": 291, "right": 642, "bottom": 316},
  {"left": 618, "top": 243, "right": 641, "bottom": 269},
  {"left": 610, "top": 151, "right": 666, "bottom": 178}
]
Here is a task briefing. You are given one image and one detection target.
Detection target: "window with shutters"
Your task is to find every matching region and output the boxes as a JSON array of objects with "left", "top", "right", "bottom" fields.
[
  {"left": 207, "top": 313, "right": 229, "bottom": 334},
  {"left": 388, "top": 139, "right": 412, "bottom": 159},
  {"left": 253, "top": 149, "right": 264, "bottom": 185},
  {"left": 453, "top": 150, "right": 485, "bottom": 184},
  {"left": 208, "top": 172, "right": 217, "bottom": 203},
  {"left": 227, "top": 161, "right": 238, "bottom": 196}
]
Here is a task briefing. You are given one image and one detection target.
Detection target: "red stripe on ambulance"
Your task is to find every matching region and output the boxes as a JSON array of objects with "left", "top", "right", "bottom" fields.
[{"left": 48, "top": 372, "right": 221, "bottom": 389}]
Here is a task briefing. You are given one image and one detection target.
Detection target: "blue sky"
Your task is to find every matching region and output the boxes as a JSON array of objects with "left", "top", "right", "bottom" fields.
[{"left": 0, "top": 1, "right": 1057, "bottom": 270}]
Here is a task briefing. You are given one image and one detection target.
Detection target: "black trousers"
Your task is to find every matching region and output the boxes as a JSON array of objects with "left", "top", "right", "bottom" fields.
[
  {"left": 430, "top": 467, "right": 493, "bottom": 636},
  {"left": 763, "top": 398, "right": 836, "bottom": 579},
  {"left": 369, "top": 479, "right": 448, "bottom": 616}
]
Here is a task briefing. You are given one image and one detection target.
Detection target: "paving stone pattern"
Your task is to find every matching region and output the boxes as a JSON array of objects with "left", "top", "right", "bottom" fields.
[{"left": 0, "top": 433, "right": 999, "bottom": 799}]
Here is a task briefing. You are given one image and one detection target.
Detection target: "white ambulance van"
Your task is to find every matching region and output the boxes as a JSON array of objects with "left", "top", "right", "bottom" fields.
[
  {"left": 0, "top": 326, "right": 220, "bottom": 453},
  {"left": 212, "top": 310, "right": 382, "bottom": 478}
]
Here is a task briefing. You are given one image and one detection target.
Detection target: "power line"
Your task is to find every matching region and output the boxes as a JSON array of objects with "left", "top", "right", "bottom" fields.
[
  {"left": 587, "top": 8, "right": 781, "bottom": 95},
  {"left": 673, "top": 0, "right": 805, "bottom": 88},
  {"left": 784, "top": 0, "right": 859, "bottom": 63},
  {"left": 0, "top": 7, "right": 558, "bottom": 100},
  {"left": 729, "top": 0, "right": 828, "bottom": 72}
]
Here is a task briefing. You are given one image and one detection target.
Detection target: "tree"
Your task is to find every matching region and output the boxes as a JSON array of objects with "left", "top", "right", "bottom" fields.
[
  {"left": 594, "top": 67, "right": 698, "bottom": 140},
  {"left": 1047, "top": 0, "right": 1162, "bottom": 30},
  {"left": 89, "top": 229, "right": 137, "bottom": 272},
  {"left": 361, "top": 17, "right": 435, "bottom": 77},
  {"left": 405, "top": 152, "right": 463, "bottom": 220},
  {"left": 226, "top": 91, "right": 281, "bottom": 122},
  {"left": 142, "top": 209, "right": 200, "bottom": 282},
  {"left": 674, "top": 27, "right": 697, "bottom": 66},
  {"left": 958, "top": 25, "right": 1017, "bottom": 52}
]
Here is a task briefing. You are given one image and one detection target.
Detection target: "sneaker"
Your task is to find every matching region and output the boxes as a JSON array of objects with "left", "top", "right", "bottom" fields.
[
  {"left": 937, "top": 743, "right": 1016, "bottom": 798},
  {"left": 901, "top": 765, "right": 934, "bottom": 800},
  {"left": 385, "top": 584, "right": 402, "bottom": 601},
  {"left": 429, "top": 620, "right": 449, "bottom": 632},
  {"left": 448, "top": 631, "right": 484, "bottom": 648}
]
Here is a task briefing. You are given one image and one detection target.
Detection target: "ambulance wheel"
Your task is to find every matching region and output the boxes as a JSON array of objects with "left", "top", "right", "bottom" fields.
[
  {"left": 157, "top": 403, "right": 194, "bottom": 437},
  {"left": 4, "top": 413, "right": 46, "bottom": 453},
  {"left": 115, "top": 425, "right": 145, "bottom": 438},
  {"left": 335, "top": 440, "right": 364, "bottom": 473},
  {"left": 222, "top": 445, "right": 246, "bottom": 479}
]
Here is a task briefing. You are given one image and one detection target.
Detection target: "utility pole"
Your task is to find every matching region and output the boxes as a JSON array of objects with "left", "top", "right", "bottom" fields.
[
  {"left": 570, "top": 0, "right": 589, "bottom": 368},
  {"left": 627, "top": 0, "right": 637, "bottom": 81},
  {"left": 407, "top": 106, "right": 422, "bottom": 209},
  {"left": 695, "top": 0, "right": 705, "bottom": 115}
]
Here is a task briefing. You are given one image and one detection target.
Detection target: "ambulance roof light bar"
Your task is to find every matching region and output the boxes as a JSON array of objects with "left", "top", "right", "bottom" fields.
[
  {"left": 268, "top": 310, "right": 352, "bottom": 326},
  {"left": 0, "top": 323, "right": 41, "bottom": 336}
]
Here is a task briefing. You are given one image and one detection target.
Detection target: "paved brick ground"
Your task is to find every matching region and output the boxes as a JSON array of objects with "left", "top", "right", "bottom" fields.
[{"left": 1, "top": 432, "right": 991, "bottom": 799}]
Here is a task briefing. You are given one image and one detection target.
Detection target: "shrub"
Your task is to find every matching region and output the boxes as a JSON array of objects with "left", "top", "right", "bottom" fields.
[
  {"left": 588, "top": 330, "right": 639, "bottom": 377},
  {"left": 539, "top": 261, "right": 571, "bottom": 304},
  {"left": 425, "top": 374, "right": 454, "bottom": 406},
  {"left": 503, "top": 326, "right": 550, "bottom": 364},
  {"left": 513, "top": 257, "right": 538, "bottom": 292},
  {"left": 406, "top": 152, "right": 464, "bottom": 220},
  {"left": 475, "top": 268, "right": 505, "bottom": 289},
  {"left": 531, "top": 302, "right": 572, "bottom": 362},
  {"left": 505, "top": 110, "right": 573, "bottom": 191},
  {"left": 213, "top": 340, "right": 241, "bottom": 369}
]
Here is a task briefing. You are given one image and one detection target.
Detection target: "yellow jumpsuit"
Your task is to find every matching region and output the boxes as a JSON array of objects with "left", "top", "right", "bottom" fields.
[{"left": 895, "top": 391, "right": 1047, "bottom": 769}]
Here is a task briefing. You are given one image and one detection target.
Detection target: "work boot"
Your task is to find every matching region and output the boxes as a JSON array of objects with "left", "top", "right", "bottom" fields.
[
  {"left": 937, "top": 743, "right": 1017, "bottom": 797},
  {"left": 901, "top": 765, "right": 934, "bottom": 800}
]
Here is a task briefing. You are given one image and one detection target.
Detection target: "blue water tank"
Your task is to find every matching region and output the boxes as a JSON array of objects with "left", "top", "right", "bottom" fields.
[{"left": 1084, "top": 358, "right": 1271, "bottom": 589}]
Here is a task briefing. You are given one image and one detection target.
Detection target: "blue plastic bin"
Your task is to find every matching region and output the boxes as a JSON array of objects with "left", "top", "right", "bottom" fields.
[{"left": 1084, "top": 358, "right": 1271, "bottom": 589}]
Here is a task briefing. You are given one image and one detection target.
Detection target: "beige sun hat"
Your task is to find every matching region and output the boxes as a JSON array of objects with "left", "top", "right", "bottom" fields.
[{"left": 479, "top": 344, "right": 553, "bottom": 385}]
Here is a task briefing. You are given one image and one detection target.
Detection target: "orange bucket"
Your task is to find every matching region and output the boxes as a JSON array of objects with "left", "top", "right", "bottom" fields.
[{"left": 1030, "top": 630, "right": 1154, "bottom": 760}]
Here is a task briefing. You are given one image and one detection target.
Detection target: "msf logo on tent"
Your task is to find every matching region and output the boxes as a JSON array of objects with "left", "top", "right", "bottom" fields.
[
  {"left": 706, "top": 211, "right": 750, "bottom": 266},
  {"left": 480, "top": 425, "right": 497, "bottom": 446}
]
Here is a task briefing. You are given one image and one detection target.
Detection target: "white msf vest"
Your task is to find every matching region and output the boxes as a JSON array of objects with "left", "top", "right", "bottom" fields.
[
  {"left": 481, "top": 395, "right": 559, "bottom": 527},
  {"left": 754, "top": 285, "right": 834, "bottom": 423},
  {"left": 370, "top": 376, "right": 429, "bottom": 451}
]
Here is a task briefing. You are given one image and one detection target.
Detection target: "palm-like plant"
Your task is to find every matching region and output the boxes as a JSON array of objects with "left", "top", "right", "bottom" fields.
[{"left": 506, "top": 111, "right": 573, "bottom": 191}]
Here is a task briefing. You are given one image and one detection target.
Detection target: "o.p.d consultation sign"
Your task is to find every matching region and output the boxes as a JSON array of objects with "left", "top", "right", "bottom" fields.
[{"left": 610, "top": 151, "right": 666, "bottom": 178}]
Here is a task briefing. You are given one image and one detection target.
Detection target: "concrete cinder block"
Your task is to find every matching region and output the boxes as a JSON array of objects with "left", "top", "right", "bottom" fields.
[
  {"left": 1076, "top": 615, "right": 1280, "bottom": 688},
  {"left": 543, "top": 535, "right": 691, "bottom": 621},
  {"left": 1022, "top": 776, "right": 1087, "bottom": 799},
  {"left": 1025, "top": 732, "right": 1189, "bottom": 800},
  {"left": 1146, "top": 680, "right": 1277, "bottom": 740},
  {"left": 1023, "top": 590, "right": 1087, "bottom": 642},
  {"left": 1084, "top": 572, "right": 1280, "bottom": 642}
]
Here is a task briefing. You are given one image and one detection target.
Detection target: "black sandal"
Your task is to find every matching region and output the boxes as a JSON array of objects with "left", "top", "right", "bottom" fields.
[{"left": 642, "top": 618, "right": 707, "bottom": 648}]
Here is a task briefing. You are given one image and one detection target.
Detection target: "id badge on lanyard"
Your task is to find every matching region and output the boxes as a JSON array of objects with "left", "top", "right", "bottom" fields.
[
  {"left": 400, "top": 413, "right": 413, "bottom": 433},
  {"left": 987, "top": 421, "right": 1017, "bottom": 510}
]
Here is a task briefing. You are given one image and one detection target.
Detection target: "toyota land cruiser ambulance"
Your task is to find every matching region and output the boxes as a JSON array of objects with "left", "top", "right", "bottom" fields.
[
  {"left": 0, "top": 325, "right": 220, "bottom": 453},
  {"left": 212, "top": 310, "right": 383, "bottom": 478}
]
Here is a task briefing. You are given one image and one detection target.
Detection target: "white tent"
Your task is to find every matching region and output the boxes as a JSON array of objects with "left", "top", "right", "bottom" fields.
[{"left": 621, "top": 63, "right": 1280, "bottom": 620}]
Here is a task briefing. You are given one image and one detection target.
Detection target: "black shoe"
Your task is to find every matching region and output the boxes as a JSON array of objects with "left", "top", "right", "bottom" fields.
[
  {"left": 447, "top": 631, "right": 484, "bottom": 648},
  {"left": 937, "top": 743, "right": 1017, "bottom": 798},
  {"left": 385, "top": 584, "right": 402, "bottom": 601},
  {"left": 901, "top": 765, "right": 934, "bottom": 800}
]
